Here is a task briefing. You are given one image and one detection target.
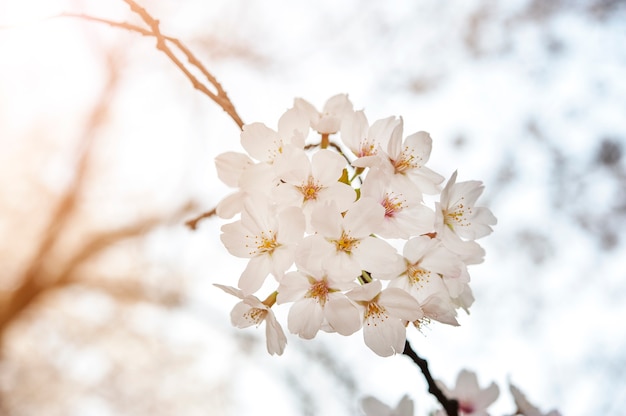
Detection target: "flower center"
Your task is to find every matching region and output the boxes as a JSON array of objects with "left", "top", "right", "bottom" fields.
[
  {"left": 333, "top": 230, "right": 359, "bottom": 253},
  {"left": 244, "top": 307, "right": 267, "bottom": 326},
  {"left": 299, "top": 176, "right": 322, "bottom": 201},
  {"left": 444, "top": 197, "right": 472, "bottom": 230},
  {"left": 382, "top": 192, "right": 405, "bottom": 218},
  {"left": 306, "top": 279, "right": 330, "bottom": 306},
  {"left": 253, "top": 230, "right": 279, "bottom": 254},
  {"left": 358, "top": 140, "right": 377, "bottom": 158},
  {"left": 392, "top": 146, "right": 422, "bottom": 174},
  {"left": 364, "top": 301, "right": 388, "bottom": 325},
  {"left": 459, "top": 401, "right": 475, "bottom": 414},
  {"left": 407, "top": 263, "right": 431, "bottom": 288}
]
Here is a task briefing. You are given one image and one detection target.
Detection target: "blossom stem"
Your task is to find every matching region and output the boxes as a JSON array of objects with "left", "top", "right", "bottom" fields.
[
  {"left": 320, "top": 133, "right": 330, "bottom": 149},
  {"left": 262, "top": 291, "right": 278, "bottom": 308},
  {"left": 402, "top": 340, "right": 459, "bottom": 416},
  {"left": 349, "top": 167, "right": 364, "bottom": 183}
]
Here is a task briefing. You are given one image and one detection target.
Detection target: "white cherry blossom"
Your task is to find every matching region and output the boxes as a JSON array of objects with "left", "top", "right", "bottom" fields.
[
  {"left": 276, "top": 258, "right": 360, "bottom": 339},
  {"left": 214, "top": 284, "right": 287, "bottom": 356},
  {"left": 382, "top": 121, "right": 444, "bottom": 195},
  {"left": 220, "top": 197, "right": 305, "bottom": 294},
  {"left": 273, "top": 148, "right": 355, "bottom": 229},
  {"left": 435, "top": 369, "right": 499, "bottom": 416},
  {"left": 389, "top": 235, "right": 469, "bottom": 299},
  {"left": 307, "top": 198, "right": 401, "bottom": 281},
  {"left": 294, "top": 93, "right": 354, "bottom": 134},
  {"left": 438, "top": 170, "right": 497, "bottom": 240},
  {"left": 340, "top": 110, "right": 401, "bottom": 166},
  {"left": 509, "top": 382, "right": 562, "bottom": 416},
  {"left": 240, "top": 106, "right": 309, "bottom": 163},
  {"left": 361, "top": 169, "right": 435, "bottom": 239},
  {"left": 360, "top": 394, "right": 414, "bottom": 416},
  {"left": 214, "top": 158, "right": 278, "bottom": 219},
  {"left": 347, "top": 280, "right": 422, "bottom": 357}
]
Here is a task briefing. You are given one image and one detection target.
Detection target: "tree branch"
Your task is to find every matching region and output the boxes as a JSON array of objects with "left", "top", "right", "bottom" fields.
[
  {"left": 61, "top": 0, "right": 245, "bottom": 130},
  {"left": 185, "top": 208, "right": 216, "bottom": 230},
  {"left": 403, "top": 340, "right": 459, "bottom": 416}
]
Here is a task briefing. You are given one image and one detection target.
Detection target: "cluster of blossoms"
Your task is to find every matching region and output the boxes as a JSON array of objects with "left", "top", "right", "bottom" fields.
[
  {"left": 360, "top": 369, "right": 561, "bottom": 416},
  {"left": 214, "top": 94, "right": 496, "bottom": 357}
]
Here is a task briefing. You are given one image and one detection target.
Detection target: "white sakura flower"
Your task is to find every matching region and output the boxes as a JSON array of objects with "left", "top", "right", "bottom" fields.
[
  {"left": 346, "top": 280, "right": 422, "bottom": 357},
  {"left": 437, "top": 171, "right": 497, "bottom": 240},
  {"left": 509, "top": 382, "right": 562, "bottom": 416},
  {"left": 361, "top": 169, "right": 435, "bottom": 239},
  {"left": 294, "top": 93, "right": 354, "bottom": 134},
  {"left": 437, "top": 230, "right": 487, "bottom": 266},
  {"left": 214, "top": 284, "right": 287, "bottom": 356},
  {"left": 276, "top": 257, "right": 360, "bottom": 339},
  {"left": 388, "top": 235, "right": 466, "bottom": 326},
  {"left": 220, "top": 197, "right": 305, "bottom": 294},
  {"left": 340, "top": 110, "right": 401, "bottom": 166},
  {"left": 418, "top": 293, "right": 460, "bottom": 327},
  {"left": 214, "top": 153, "right": 277, "bottom": 219},
  {"left": 451, "top": 284, "right": 475, "bottom": 314},
  {"left": 360, "top": 394, "right": 414, "bottom": 416},
  {"left": 215, "top": 151, "right": 255, "bottom": 187},
  {"left": 240, "top": 106, "right": 310, "bottom": 163},
  {"left": 307, "top": 198, "right": 401, "bottom": 281},
  {"left": 389, "top": 235, "right": 469, "bottom": 299},
  {"left": 435, "top": 369, "right": 499, "bottom": 416},
  {"left": 273, "top": 148, "right": 355, "bottom": 229},
  {"left": 382, "top": 121, "right": 444, "bottom": 195}
]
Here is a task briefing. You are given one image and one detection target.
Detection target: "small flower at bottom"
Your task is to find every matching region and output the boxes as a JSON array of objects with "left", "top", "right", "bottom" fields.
[
  {"left": 360, "top": 394, "right": 414, "bottom": 416},
  {"left": 277, "top": 266, "right": 361, "bottom": 339},
  {"left": 347, "top": 280, "right": 422, "bottom": 357},
  {"left": 509, "top": 382, "right": 562, "bottom": 416},
  {"left": 214, "top": 284, "right": 287, "bottom": 356},
  {"left": 435, "top": 369, "right": 499, "bottom": 416}
]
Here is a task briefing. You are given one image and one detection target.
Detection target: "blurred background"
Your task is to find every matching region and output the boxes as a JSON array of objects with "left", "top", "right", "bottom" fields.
[{"left": 0, "top": 0, "right": 625, "bottom": 414}]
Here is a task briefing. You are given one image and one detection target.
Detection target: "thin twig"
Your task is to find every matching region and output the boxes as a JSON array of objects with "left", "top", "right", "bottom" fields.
[
  {"left": 185, "top": 208, "right": 217, "bottom": 230},
  {"left": 61, "top": 0, "right": 244, "bottom": 130},
  {"left": 403, "top": 340, "right": 459, "bottom": 416}
]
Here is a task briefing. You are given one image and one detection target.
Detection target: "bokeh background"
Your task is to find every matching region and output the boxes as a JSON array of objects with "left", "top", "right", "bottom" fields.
[{"left": 0, "top": 0, "right": 625, "bottom": 415}]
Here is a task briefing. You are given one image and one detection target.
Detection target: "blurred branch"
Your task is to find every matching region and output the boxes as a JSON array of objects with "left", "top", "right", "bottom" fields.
[
  {"left": 0, "top": 44, "right": 122, "bottom": 343},
  {"left": 403, "top": 340, "right": 459, "bottom": 416},
  {"left": 61, "top": 0, "right": 245, "bottom": 130},
  {"left": 185, "top": 207, "right": 216, "bottom": 230}
]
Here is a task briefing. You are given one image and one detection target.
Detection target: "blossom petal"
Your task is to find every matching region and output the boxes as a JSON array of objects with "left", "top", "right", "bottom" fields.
[
  {"left": 343, "top": 197, "right": 384, "bottom": 238},
  {"left": 355, "top": 237, "right": 402, "bottom": 278},
  {"left": 265, "top": 310, "right": 287, "bottom": 355},
  {"left": 363, "top": 316, "right": 406, "bottom": 357},
  {"left": 238, "top": 255, "right": 272, "bottom": 294},
  {"left": 378, "top": 288, "right": 422, "bottom": 322},
  {"left": 325, "top": 296, "right": 362, "bottom": 336},
  {"left": 230, "top": 301, "right": 261, "bottom": 329},
  {"left": 276, "top": 271, "right": 310, "bottom": 303},
  {"left": 213, "top": 284, "right": 244, "bottom": 299},
  {"left": 287, "top": 298, "right": 324, "bottom": 339},
  {"left": 240, "top": 122, "right": 280, "bottom": 162}
]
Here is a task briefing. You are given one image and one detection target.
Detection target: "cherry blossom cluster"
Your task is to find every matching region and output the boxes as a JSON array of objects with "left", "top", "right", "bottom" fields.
[{"left": 214, "top": 94, "right": 496, "bottom": 356}]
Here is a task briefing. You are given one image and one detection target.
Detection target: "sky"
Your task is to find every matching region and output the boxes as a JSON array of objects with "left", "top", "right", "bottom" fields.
[{"left": 1, "top": 0, "right": 625, "bottom": 415}]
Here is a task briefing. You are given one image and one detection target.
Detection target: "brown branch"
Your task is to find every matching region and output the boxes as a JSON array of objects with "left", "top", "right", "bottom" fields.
[
  {"left": 185, "top": 207, "right": 216, "bottom": 230},
  {"left": 0, "top": 47, "right": 121, "bottom": 342},
  {"left": 61, "top": 1, "right": 245, "bottom": 130},
  {"left": 403, "top": 340, "right": 459, "bottom": 416}
]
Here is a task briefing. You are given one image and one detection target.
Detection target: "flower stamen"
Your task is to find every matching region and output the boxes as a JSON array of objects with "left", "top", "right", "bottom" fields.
[{"left": 333, "top": 230, "right": 359, "bottom": 253}]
